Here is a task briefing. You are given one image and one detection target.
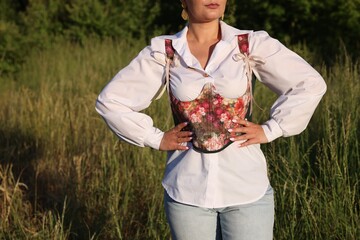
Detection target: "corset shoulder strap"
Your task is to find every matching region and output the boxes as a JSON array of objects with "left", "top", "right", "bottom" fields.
[
  {"left": 165, "top": 39, "right": 175, "bottom": 60},
  {"left": 237, "top": 33, "right": 250, "bottom": 55},
  {"left": 152, "top": 39, "right": 175, "bottom": 100}
]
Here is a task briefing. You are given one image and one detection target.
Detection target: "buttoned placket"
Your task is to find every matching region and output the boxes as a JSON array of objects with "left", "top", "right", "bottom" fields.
[
  {"left": 193, "top": 70, "right": 220, "bottom": 208},
  {"left": 203, "top": 153, "right": 220, "bottom": 207}
]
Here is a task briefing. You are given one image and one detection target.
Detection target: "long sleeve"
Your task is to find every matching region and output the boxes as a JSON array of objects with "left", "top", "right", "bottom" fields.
[
  {"left": 250, "top": 31, "right": 327, "bottom": 142},
  {"left": 95, "top": 45, "right": 166, "bottom": 149}
]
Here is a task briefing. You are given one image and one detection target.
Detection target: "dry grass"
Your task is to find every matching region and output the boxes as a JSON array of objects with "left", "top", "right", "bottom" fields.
[{"left": 0, "top": 38, "right": 358, "bottom": 239}]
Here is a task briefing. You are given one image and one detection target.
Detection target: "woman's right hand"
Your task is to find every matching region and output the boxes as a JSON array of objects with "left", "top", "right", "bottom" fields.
[{"left": 159, "top": 122, "right": 193, "bottom": 151}]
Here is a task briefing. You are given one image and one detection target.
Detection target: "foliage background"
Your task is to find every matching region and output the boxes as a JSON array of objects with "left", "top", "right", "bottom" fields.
[{"left": 1, "top": 0, "right": 360, "bottom": 74}]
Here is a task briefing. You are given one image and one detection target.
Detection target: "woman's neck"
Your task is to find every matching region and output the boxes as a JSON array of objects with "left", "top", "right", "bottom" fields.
[{"left": 187, "top": 20, "right": 221, "bottom": 44}]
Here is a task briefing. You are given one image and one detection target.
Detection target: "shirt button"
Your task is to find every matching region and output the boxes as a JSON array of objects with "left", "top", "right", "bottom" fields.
[{"left": 203, "top": 73, "right": 209, "bottom": 77}]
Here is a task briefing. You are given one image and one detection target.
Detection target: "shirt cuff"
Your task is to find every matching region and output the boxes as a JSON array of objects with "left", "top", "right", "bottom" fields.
[
  {"left": 144, "top": 127, "right": 165, "bottom": 150},
  {"left": 261, "top": 119, "right": 283, "bottom": 142}
]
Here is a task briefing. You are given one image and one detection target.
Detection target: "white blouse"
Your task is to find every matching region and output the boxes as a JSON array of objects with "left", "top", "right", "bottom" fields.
[{"left": 95, "top": 21, "right": 327, "bottom": 208}]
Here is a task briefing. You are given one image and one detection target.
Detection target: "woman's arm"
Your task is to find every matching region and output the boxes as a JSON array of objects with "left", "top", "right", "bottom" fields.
[
  {"left": 95, "top": 46, "right": 166, "bottom": 149},
  {"left": 251, "top": 31, "right": 327, "bottom": 142}
]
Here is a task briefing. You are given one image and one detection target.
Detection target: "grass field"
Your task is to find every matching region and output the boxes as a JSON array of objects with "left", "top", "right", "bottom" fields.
[{"left": 0, "top": 38, "right": 359, "bottom": 239}]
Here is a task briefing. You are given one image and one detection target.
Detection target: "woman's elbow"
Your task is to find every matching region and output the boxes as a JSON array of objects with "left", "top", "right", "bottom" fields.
[{"left": 95, "top": 95, "right": 109, "bottom": 116}]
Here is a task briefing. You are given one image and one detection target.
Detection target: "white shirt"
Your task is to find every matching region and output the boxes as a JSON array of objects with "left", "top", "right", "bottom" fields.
[{"left": 95, "top": 21, "right": 327, "bottom": 208}]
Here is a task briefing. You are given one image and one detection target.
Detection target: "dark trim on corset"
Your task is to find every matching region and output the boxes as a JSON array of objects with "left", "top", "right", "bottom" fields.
[{"left": 192, "top": 141, "right": 234, "bottom": 154}]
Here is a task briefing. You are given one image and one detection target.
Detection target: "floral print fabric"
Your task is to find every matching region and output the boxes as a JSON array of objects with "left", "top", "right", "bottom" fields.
[{"left": 170, "top": 83, "right": 251, "bottom": 152}]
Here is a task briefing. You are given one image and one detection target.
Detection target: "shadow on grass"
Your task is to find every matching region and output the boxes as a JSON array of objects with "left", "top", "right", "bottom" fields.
[
  {"left": 0, "top": 128, "right": 39, "bottom": 203},
  {"left": 0, "top": 127, "right": 112, "bottom": 239}
]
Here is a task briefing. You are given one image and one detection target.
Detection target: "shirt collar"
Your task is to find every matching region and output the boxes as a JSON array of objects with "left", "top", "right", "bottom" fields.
[
  {"left": 172, "top": 21, "right": 250, "bottom": 46},
  {"left": 220, "top": 21, "right": 251, "bottom": 43},
  {"left": 170, "top": 21, "right": 252, "bottom": 68}
]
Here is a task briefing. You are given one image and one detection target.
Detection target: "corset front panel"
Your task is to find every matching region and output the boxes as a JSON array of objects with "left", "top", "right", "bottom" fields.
[{"left": 170, "top": 82, "right": 251, "bottom": 153}]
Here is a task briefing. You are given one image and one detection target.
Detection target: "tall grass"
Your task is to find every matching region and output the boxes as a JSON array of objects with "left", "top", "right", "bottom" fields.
[{"left": 0, "top": 38, "right": 358, "bottom": 239}]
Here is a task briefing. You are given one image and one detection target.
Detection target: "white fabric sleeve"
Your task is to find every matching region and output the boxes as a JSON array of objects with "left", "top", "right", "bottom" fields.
[
  {"left": 250, "top": 31, "right": 327, "bottom": 142},
  {"left": 95, "top": 45, "right": 166, "bottom": 149}
]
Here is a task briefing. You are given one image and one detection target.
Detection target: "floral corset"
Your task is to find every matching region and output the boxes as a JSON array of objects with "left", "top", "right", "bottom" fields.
[
  {"left": 170, "top": 83, "right": 251, "bottom": 153},
  {"left": 164, "top": 33, "right": 256, "bottom": 153}
]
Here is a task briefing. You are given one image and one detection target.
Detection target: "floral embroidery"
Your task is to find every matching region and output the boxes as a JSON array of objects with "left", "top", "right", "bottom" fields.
[{"left": 170, "top": 83, "right": 251, "bottom": 152}]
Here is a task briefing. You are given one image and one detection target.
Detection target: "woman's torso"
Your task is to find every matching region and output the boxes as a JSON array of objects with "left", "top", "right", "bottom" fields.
[{"left": 161, "top": 22, "right": 269, "bottom": 208}]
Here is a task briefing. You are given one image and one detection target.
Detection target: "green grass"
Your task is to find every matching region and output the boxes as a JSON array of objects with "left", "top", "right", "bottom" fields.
[{"left": 0, "top": 38, "right": 358, "bottom": 239}]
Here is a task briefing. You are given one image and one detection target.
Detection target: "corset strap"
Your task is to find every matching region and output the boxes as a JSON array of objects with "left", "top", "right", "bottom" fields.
[
  {"left": 232, "top": 52, "right": 265, "bottom": 114},
  {"left": 164, "top": 56, "right": 171, "bottom": 99}
]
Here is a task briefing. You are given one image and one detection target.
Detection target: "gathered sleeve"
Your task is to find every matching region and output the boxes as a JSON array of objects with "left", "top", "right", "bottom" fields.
[
  {"left": 250, "top": 31, "right": 327, "bottom": 142},
  {"left": 95, "top": 44, "right": 167, "bottom": 149}
]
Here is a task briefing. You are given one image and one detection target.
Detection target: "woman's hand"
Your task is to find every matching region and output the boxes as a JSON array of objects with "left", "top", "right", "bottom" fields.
[
  {"left": 228, "top": 119, "right": 268, "bottom": 147},
  {"left": 159, "top": 122, "right": 193, "bottom": 151}
]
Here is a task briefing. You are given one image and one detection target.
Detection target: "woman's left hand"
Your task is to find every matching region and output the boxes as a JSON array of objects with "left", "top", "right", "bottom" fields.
[{"left": 228, "top": 119, "right": 268, "bottom": 147}]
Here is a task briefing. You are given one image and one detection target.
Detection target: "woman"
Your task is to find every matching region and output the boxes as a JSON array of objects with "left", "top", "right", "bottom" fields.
[{"left": 95, "top": 0, "right": 327, "bottom": 239}]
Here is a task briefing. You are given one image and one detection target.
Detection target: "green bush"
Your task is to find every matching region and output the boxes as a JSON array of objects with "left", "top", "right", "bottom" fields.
[
  {"left": 0, "top": 0, "right": 161, "bottom": 74},
  {"left": 0, "top": 21, "right": 23, "bottom": 74},
  {"left": 0, "top": 0, "right": 359, "bottom": 74}
]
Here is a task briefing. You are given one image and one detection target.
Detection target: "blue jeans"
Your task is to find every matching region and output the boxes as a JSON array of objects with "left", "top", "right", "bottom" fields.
[{"left": 164, "top": 186, "right": 274, "bottom": 240}]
